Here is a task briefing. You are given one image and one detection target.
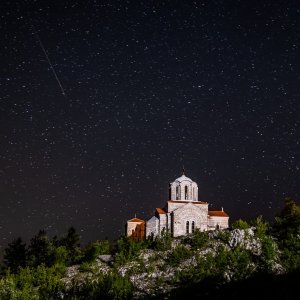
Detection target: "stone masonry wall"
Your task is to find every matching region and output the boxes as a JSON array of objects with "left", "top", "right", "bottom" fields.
[{"left": 172, "top": 204, "right": 208, "bottom": 237}]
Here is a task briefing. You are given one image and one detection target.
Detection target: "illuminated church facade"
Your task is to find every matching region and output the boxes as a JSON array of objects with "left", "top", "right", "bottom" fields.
[{"left": 126, "top": 172, "right": 229, "bottom": 239}]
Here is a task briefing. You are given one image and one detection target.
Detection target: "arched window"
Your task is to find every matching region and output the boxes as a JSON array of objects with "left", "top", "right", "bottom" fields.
[
  {"left": 176, "top": 186, "right": 179, "bottom": 200},
  {"left": 185, "top": 186, "right": 188, "bottom": 200},
  {"left": 186, "top": 221, "right": 189, "bottom": 234},
  {"left": 192, "top": 221, "right": 195, "bottom": 233}
]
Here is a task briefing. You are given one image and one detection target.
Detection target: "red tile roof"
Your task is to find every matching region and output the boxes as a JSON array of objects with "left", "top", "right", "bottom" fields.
[
  {"left": 208, "top": 211, "right": 229, "bottom": 217},
  {"left": 156, "top": 208, "right": 166, "bottom": 214},
  {"left": 168, "top": 200, "right": 208, "bottom": 204},
  {"left": 127, "top": 217, "right": 145, "bottom": 223}
]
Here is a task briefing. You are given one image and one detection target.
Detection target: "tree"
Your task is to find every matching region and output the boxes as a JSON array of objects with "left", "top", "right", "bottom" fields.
[
  {"left": 28, "top": 230, "right": 54, "bottom": 267},
  {"left": 3, "top": 238, "right": 27, "bottom": 273},
  {"left": 274, "top": 197, "right": 300, "bottom": 235},
  {"left": 60, "top": 227, "right": 81, "bottom": 264},
  {"left": 273, "top": 198, "right": 300, "bottom": 272}
]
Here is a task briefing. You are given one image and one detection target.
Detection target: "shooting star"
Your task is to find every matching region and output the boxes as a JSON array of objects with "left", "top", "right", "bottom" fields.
[{"left": 31, "top": 24, "right": 66, "bottom": 97}]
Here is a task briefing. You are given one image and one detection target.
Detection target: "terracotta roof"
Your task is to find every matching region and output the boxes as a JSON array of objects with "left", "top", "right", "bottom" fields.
[
  {"left": 168, "top": 200, "right": 208, "bottom": 204},
  {"left": 156, "top": 208, "right": 166, "bottom": 214},
  {"left": 127, "top": 217, "right": 145, "bottom": 223},
  {"left": 208, "top": 210, "right": 229, "bottom": 217}
]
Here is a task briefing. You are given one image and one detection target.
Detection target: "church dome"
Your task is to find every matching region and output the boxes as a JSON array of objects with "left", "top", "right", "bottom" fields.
[{"left": 172, "top": 174, "right": 193, "bottom": 183}]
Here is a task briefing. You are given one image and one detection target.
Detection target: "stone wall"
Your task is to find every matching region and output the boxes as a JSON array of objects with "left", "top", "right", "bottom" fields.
[
  {"left": 172, "top": 203, "right": 208, "bottom": 237},
  {"left": 167, "top": 201, "right": 186, "bottom": 213},
  {"left": 159, "top": 213, "right": 167, "bottom": 233},
  {"left": 208, "top": 216, "right": 229, "bottom": 229},
  {"left": 146, "top": 216, "right": 158, "bottom": 237}
]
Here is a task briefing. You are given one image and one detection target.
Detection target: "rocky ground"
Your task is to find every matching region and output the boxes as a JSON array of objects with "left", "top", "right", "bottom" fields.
[{"left": 62, "top": 228, "right": 286, "bottom": 298}]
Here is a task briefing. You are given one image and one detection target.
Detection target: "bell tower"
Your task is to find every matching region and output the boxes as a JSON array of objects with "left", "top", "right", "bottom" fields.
[{"left": 169, "top": 170, "right": 198, "bottom": 201}]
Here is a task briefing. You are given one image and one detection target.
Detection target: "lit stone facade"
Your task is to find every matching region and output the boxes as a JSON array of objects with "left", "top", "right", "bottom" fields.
[{"left": 126, "top": 173, "right": 229, "bottom": 239}]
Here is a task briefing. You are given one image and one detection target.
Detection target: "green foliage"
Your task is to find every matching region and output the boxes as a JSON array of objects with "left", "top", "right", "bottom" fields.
[
  {"left": 168, "top": 245, "right": 192, "bottom": 266},
  {"left": 79, "top": 261, "right": 95, "bottom": 273},
  {"left": 2, "top": 204, "right": 300, "bottom": 299},
  {"left": 174, "top": 253, "right": 216, "bottom": 286},
  {"left": 3, "top": 237, "right": 27, "bottom": 274},
  {"left": 260, "top": 236, "right": 276, "bottom": 267},
  {"left": 189, "top": 229, "right": 209, "bottom": 249},
  {"left": 60, "top": 227, "right": 82, "bottom": 264},
  {"left": 274, "top": 197, "right": 300, "bottom": 236},
  {"left": 229, "top": 247, "right": 252, "bottom": 281},
  {"left": 0, "top": 275, "right": 18, "bottom": 300},
  {"left": 0, "top": 275, "right": 37, "bottom": 300},
  {"left": 281, "top": 231, "right": 300, "bottom": 272},
  {"left": 53, "top": 246, "right": 68, "bottom": 265},
  {"left": 82, "top": 240, "right": 110, "bottom": 262},
  {"left": 251, "top": 215, "right": 269, "bottom": 238},
  {"left": 27, "top": 230, "right": 55, "bottom": 268},
  {"left": 231, "top": 219, "right": 250, "bottom": 230},
  {"left": 152, "top": 230, "right": 172, "bottom": 251},
  {"left": 184, "top": 245, "right": 253, "bottom": 283},
  {"left": 34, "top": 264, "right": 64, "bottom": 298},
  {"left": 0, "top": 264, "right": 64, "bottom": 300},
  {"left": 215, "top": 229, "right": 231, "bottom": 243},
  {"left": 107, "top": 272, "right": 133, "bottom": 299},
  {"left": 73, "top": 272, "right": 133, "bottom": 299},
  {"left": 272, "top": 198, "right": 300, "bottom": 272},
  {"left": 114, "top": 236, "right": 148, "bottom": 266}
]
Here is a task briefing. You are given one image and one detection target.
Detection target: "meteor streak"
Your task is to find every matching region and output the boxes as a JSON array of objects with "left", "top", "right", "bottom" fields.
[{"left": 31, "top": 24, "right": 66, "bottom": 97}]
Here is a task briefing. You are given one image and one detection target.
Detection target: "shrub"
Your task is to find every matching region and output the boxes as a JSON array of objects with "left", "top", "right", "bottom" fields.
[
  {"left": 168, "top": 245, "right": 192, "bottom": 266},
  {"left": 34, "top": 264, "right": 64, "bottom": 298},
  {"left": 152, "top": 231, "right": 172, "bottom": 251},
  {"left": 231, "top": 219, "right": 250, "bottom": 230},
  {"left": 215, "top": 229, "right": 231, "bottom": 244},
  {"left": 82, "top": 240, "right": 110, "bottom": 263},
  {"left": 79, "top": 272, "right": 133, "bottom": 299},
  {"left": 0, "top": 271, "right": 38, "bottom": 300},
  {"left": 79, "top": 261, "right": 95, "bottom": 273},
  {"left": 260, "top": 236, "right": 276, "bottom": 268},
  {"left": 0, "top": 276, "right": 18, "bottom": 300},
  {"left": 251, "top": 216, "right": 269, "bottom": 238},
  {"left": 229, "top": 247, "right": 253, "bottom": 281},
  {"left": 281, "top": 231, "right": 300, "bottom": 272},
  {"left": 189, "top": 229, "right": 209, "bottom": 249},
  {"left": 114, "top": 236, "right": 148, "bottom": 266}
]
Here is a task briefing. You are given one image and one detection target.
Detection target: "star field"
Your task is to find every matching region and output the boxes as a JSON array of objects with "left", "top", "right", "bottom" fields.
[{"left": 0, "top": 0, "right": 300, "bottom": 250}]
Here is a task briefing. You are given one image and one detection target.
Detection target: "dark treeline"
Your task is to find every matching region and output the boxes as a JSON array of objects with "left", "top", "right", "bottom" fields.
[
  {"left": 1, "top": 227, "right": 110, "bottom": 274},
  {"left": 0, "top": 197, "right": 299, "bottom": 299}
]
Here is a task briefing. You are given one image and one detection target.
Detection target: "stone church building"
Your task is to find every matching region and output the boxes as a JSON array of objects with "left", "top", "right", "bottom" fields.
[{"left": 126, "top": 172, "right": 229, "bottom": 239}]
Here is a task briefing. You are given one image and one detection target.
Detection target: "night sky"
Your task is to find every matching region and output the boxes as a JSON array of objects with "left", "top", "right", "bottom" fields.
[{"left": 1, "top": 0, "right": 300, "bottom": 249}]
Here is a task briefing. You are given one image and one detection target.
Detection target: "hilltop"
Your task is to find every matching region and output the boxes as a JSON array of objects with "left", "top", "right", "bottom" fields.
[{"left": 0, "top": 198, "right": 299, "bottom": 299}]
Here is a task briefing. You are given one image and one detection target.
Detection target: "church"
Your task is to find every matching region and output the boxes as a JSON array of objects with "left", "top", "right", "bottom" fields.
[{"left": 126, "top": 171, "right": 229, "bottom": 239}]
